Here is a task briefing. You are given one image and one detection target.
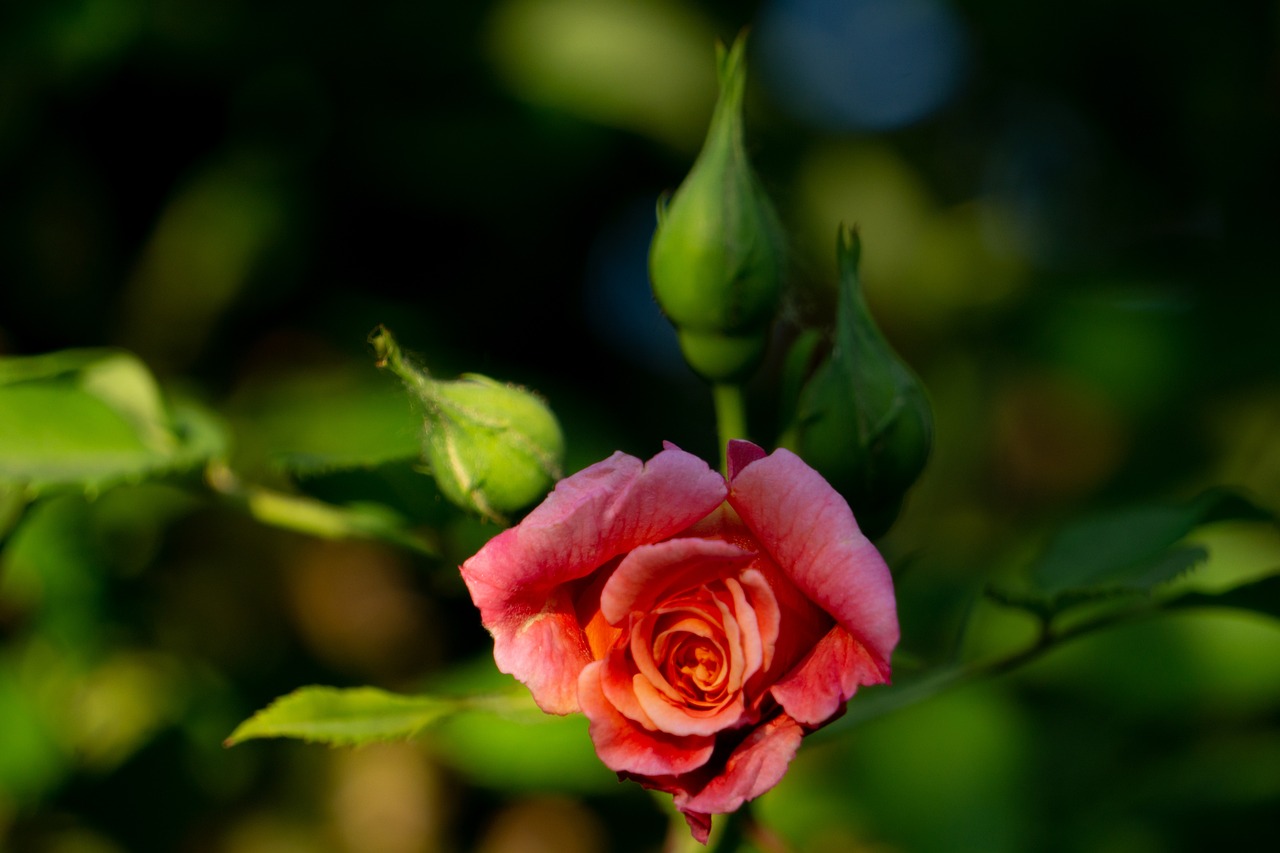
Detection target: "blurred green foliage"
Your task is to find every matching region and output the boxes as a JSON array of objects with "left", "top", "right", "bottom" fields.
[{"left": 2, "top": 0, "right": 1279, "bottom": 852}]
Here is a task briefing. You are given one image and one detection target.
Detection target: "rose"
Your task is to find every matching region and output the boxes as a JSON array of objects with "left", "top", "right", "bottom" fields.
[{"left": 460, "top": 439, "right": 898, "bottom": 842}]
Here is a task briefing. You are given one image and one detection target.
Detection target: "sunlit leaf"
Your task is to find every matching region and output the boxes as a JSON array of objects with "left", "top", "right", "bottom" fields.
[
  {"left": 0, "top": 349, "right": 227, "bottom": 495},
  {"left": 226, "top": 686, "right": 476, "bottom": 747}
]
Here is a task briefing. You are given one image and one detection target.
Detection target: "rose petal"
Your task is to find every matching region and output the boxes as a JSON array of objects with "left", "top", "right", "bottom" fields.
[
  {"left": 736, "top": 569, "right": 780, "bottom": 674},
  {"left": 634, "top": 610, "right": 721, "bottom": 704},
  {"left": 723, "top": 570, "right": 777, "bottom": 679},
  {"left": 681, "top": 811, "right": 713, "bottom": 846},
  {"left": 728, "top": 447, "right": 898, "bottom": 675},
  {"left": 600, "top": 537, "right": 755, "bottom": 626},
  {"left": 674, "top": 713, "right": 805, "bottom": 819},
  {"left": 632, "top": 671, "right": 747, "bottom": 737},
  {"left": 579, "top": 659, "right": 716, "bottom": 777},
  {"left": 770, "top": 625, "right": 886, "bottom": 726},
  {"left": 461, "top": 446, "right": 726, "bottom": 713},
  {"left": 726, "top": 439, "right": 767, "bottom": 480}
]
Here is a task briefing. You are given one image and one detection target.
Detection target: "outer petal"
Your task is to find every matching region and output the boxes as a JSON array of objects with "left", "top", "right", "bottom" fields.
[
  {"left": 461, "top": 447, "right": 726, "bottom": 713},
  {"left": 727, "top": 448, "right": 898, "bottom": 674},
  {"left": 579, "top": 660, "right": 716, "bottom": 777},
  {"left": 672, "top": 714, "right": 805, "bottom": 832},
  {"left": 769, "top": 625, "right": 886, "bottom": 726}
]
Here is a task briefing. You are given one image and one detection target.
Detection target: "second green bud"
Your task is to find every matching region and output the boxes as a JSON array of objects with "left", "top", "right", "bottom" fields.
[
  {"left": 782, "top": 228, "right": 933, "bottom": 538},
  {"left": 648, "top": 34, "right": 784, "bottom": 383}
]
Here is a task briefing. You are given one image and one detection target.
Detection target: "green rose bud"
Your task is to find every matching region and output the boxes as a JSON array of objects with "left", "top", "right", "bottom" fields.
[
  {"left": 648, "top": 33, "right": 785, "bottom": 383},
  {"left": 370, "top": 326, "right": 564, "bottom": 523},
  {"left": 783, "top": 227, "right": 933, "bottom": 537}
]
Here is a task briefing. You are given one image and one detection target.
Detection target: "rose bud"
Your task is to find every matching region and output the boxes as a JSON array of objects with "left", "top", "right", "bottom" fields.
[
  {"left": 460, "top": 440, "right": 898, "bottom": 842},
  {"left": 648, "top": 33, "right": 785, "bottom": 383},
  {"left": 783, "top": 226, "right": 933, "bottom": 537},
  {"left": 371, "top": 326, "right": 564, "bottom": 523}
]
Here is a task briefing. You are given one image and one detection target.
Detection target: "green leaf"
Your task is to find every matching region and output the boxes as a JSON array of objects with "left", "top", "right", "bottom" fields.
[
  {"left": 228, "top": 367, "right": 423, "bottom": 477},
  {"left": 1027, "top": 489, "right": 1274, "bottom": 604},
  {"left": 225, "top": 686, "right": 478, "bottom": 747},
  {"left": 1171, "top": 572, "right": 1280, "bottom": 621},
  {"left": 428, "top": 707, "right": 617, "bottom": 793},
  {"left": 0, "top": 349, "right": 226, "bottom": 495}
]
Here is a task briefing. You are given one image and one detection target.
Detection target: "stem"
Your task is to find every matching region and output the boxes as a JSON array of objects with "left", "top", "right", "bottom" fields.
[
  {"left": 826, "top": 597, "right": 1167, "bottom": 737},
  {"left": 710, "top": 802, "right": 794, "bottom": 853},
  {"left": 205, "top": 462, "right": 438, "bottom": 557},
  {"left": 712, "top": 383, "right": 748, "bottom": 474},
  {"left": 369, "top": 324, "right": 435, "bottom": 402}
]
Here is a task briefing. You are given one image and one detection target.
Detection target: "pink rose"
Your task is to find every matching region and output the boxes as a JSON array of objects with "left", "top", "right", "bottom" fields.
[{"left": 460, "top": 440, "right": 898, "bottom": 842}]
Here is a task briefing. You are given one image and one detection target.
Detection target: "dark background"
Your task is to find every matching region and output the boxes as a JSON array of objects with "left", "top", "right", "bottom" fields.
[{"left": 2, "top": 1, "right": 1279, "bottom": 851}]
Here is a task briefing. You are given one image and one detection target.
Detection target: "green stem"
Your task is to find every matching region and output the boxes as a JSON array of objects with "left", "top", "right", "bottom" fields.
[
  {"left": 369, "top": 324, "right": 435, "bottom": 402},
  {"left": 205, "top": 462, "right": 439, "bottom": 557},
  {"left": 712, "top": 383, "right": 748, "bottom": 474},
  {"left": 824, "top": 597, "right": 1168, "bottom": 738},
  {"left": 708, "top": 802, "right": 794, "bottom": 853}
]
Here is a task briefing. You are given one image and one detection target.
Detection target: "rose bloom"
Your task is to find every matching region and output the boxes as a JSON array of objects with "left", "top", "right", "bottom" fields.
[{"left": 460, "top": 440, "right": 898, "bottom": 842}]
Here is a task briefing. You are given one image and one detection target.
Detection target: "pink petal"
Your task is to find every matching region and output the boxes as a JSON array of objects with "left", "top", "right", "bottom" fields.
[
  {"left": 461, "top": 447, "right": 726, "bottom": 713},
  {"left": 770, "top": 625, "right": 887, "bottom": 726},
  {"left": 579, "top": 659, "right": 716, "bottom": 777},
  {"left": 727, "top": 448, "right": 898, "bottom": 675},
  {"left": 674, "top": 714, "right": 805, "bottom": 818},
  {"left": 726, "top": 439, "right": 767, "bottom": 480},
  {"left": 682, "top": 811, "right": 713, "bottom": 845},
  {"left": 600, "top": 537, "right": 755, "bottom": 626}
]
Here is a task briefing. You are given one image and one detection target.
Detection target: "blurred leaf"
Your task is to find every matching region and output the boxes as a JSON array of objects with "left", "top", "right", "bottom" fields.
[
  {"left": 427, "top": 706, "right": 617, "bottom": 794},
  {"left": 55, "top": 651, "right": 185, "bottom": 773},
  {"left": 487, "top": 0, "right": 718, "bottom": 150},
  {"left": 0, "top": 349, "right": 227, "bottom": 495},
  {"left": 0, "top": 483, "right": 26, "bottom": 544},
  {"left": 1172, "top": 572, "right": 1280, "bottom": 621},
  {"left": 226, "top": 686, "right": 479, "bottom": 747},
  {"left": 1, "top": 495, "right": 107, "bottom": 647},
  {"left": 0, "top": 347, "right": 116, "bottom": 384},
  {"left": 417, "top": 654, "right": 616, "bottom": 793},
  {"left": 228, "top": 366, "right": 422, "bottom": 478},
  {"left": 0, "top": 663, "right": 69, "bottom": 803},
  {"left": 1023, "top": 490, "right": 1274, "bottom": 606},
  {"left": 117, "top": 154, "right": 290, "bottom": 369}
]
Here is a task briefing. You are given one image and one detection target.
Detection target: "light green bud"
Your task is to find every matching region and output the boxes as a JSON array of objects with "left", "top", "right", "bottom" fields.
[
  {"left": 370, "top": 326, "right": 564, "bottom": 523},
  {"left": 648, "top": 33, "right": 785, "bottom": 383},
  {"left": 783, "top": 227, "right": 933, "bottom": 537}
]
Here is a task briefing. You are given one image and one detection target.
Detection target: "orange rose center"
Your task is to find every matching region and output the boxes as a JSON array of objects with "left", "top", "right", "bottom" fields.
[{"left": 668, "top": 635, "right": 725, "bottom": 703}]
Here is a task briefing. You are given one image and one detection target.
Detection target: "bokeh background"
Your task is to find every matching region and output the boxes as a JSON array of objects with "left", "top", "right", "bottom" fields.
[{"left": 3, "top": 0, "right": 1280, "bottom": 851}]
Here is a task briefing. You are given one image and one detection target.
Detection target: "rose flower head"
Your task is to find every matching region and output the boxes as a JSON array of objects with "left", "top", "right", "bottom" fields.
[{"left": 460, "top": 440, "right": 898, "bottom": 842}]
